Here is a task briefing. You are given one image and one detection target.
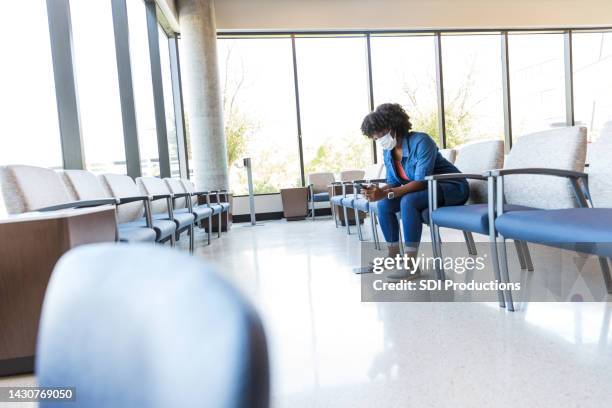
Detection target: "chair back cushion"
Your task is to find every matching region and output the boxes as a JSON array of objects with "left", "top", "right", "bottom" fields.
[
  {"left": 439, "top": 148, "right": 457, "bottom": 164},
  {"left": 454, "top": 140, "right": 504, "bottom": 204},
  {"left": 61, "top": 170, "right": 111, "bottom": 201},
  {"left": 588, "top": 122, "right": 612, "bottom": 207},
  {"left": 503, "top": 126, "right": 587, "bottom": 209},
  {"left": 99, "top": 174, "right": 144, "bottom": 223},
  {"left": 36, "top": 244, "right": 269, "bottom": 408},
  {"left": 307, "top": 172, "right": 335, "bottom": 193},
  {"left": 164, "top": 178, "right": 187, "bottom": 209},
  {"left": 339, "top": 170, "right": 365, "bottom": 182},
  {"left": 363, "top": 164, "right": 382, "bottom": 180},
  {"left": 180, "top": 179, "right": 199, "bottom": 207},
  {"left": 0, "top": 165, "right": 71, "bottom": 214},
  {"left": 136, "top": 177, "right": 170, "bottom": 214}
]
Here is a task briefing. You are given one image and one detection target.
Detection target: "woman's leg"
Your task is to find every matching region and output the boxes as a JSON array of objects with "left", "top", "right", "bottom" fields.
[
  {"left": 376, "top": 197, "right": 401, "bottom": 244},
  {"left": 399, "top": 189, "right": 431, "bottom": 250}
]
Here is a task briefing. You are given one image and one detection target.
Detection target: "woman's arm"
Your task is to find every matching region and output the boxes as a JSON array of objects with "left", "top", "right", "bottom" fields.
[{"left": 389, "top": 180, "right": 426, "bottom": 198}]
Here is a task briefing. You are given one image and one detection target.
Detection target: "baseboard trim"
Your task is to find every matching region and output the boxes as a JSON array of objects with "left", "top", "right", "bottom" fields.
[
  {"left": 0, "top": 356, "right": 34, "bottom": 377},
  {"left": 232, "top": 208, "right": 332, "bottom": 223}
]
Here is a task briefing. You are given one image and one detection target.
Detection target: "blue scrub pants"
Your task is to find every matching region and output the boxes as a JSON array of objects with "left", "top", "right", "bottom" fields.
[{"left": 377, "top": 183, "right": 467, "bottom": 249}]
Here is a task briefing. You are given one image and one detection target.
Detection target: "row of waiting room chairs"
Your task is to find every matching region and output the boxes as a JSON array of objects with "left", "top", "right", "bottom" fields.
[
  {"left": 0, "top": 165, "right": 231, "bottom": 253},
  {"left": 330, "top": 125, "right": 612, "bottom": 311}
]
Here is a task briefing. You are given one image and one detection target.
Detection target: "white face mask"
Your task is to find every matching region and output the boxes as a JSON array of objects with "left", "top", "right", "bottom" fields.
[{"left": 376, "top": 132, "right": 396, "bottom": 150}]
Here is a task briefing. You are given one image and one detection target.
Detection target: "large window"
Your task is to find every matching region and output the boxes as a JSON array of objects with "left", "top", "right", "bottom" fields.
[
  {"left": 295, "top": 37, "right": 371, "bottom": 174},
  {"left": 127, "top": 0, "right": 159, "bottom": 176},
  {"left": 442, "top": 34, "right": 504, "bottom": 147},
  {"left": 0, "top": 1, "right": 62, "bottom": 169},
  {"left": 70, "top": 0, "right": 126, "bottom": 174},
  {"left": 509, "top": 33, "right": 566, "bottom": 137},
  {"left": 370, "top": 34, "right": 438, "bottom": 156},
  {"left": 218, "top": 38, "right": 301, "bottom": 194},
  {"left": 158, "top": 26, "right": 180, "bottom": 177},
  {"left": 572, "top": 31, "right": 612, "bottom": 142}
]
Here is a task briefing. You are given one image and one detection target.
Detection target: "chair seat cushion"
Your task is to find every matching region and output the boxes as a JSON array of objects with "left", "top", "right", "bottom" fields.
[
  {"left": 153, "top": 212, "right": 195, "bottom": 230},
  {"left": 495, "top": 208, "right": 612, "bottom": 257},
  {"left": 432, "top": 204, "right": 536, "bottom": 235},
  {"left": 369, "top": 200, "right": 379, "bottom": 214},
  {"left": 341, "top": 197, "right": 355, "bottom": 208},
  {"left": 313, "top": 192, "right": 330, "bottom": 202},
  {"left": 175, "top": 207, "right": 213, "bottom": 222},
  {"left": 124, "top": 218, "right": 176, "bottom": 241},
  {"left": 207, "top": 203, "right": 223, "bottom": 215},
  {"left": 331, "top": 195, "right": 344, "bottom": 205},
  {"left": 117, "top": 225, "right": 156, "bottom": 243},
  {"left": 219, "top": 202, "right": 230, "bottom": 211},
  {"left": 353, "top": 197, "right": 369, "bottom": 212}
]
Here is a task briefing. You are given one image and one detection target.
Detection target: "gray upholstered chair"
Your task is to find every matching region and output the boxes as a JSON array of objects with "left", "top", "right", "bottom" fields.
[
  {"left": 62, "top": 170, "right": 174, "bottom": 244},
  {"left": 494, "top": 124, "right": 612, "bottom": 311},
  {"left": 439, "top": 148, "right": 457, "bottom": 164},
  {"left": 180, "top": 178, "right": 226, "bottom": 239},
  {"left": 0, "top": 165, "right": 155, "bottom": 243},
  {"left": 164, "top": 178, "right": 213, "bottom": 245},
  {"left": 307, "top": 172, "right": 335, "bottom": 220},
  {"left": 430, "top": 126, "right": 587, "bottom": 309},
  {"left": 137, "top": 177, "right": 196, "bottom": 253},
  {"left": 37, "top": 244, "right": 269, "bottom": 408}
]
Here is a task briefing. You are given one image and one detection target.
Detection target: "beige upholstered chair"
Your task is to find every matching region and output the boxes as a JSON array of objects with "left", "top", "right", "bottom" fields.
[
  {"left": 454, "top": 140, "right": 505, "bottom": 205},
  {"left": 165, "top": 178, "right": 214, "bottom": 245},
  {"left": 339, "top": 170, "right": 365, "bottom": 182},
  {"left": 439, "top": 148, "right": 457, "bottom": 164},
  {"left": 180, "top": 178, "right": 225, "bottom": 238}
]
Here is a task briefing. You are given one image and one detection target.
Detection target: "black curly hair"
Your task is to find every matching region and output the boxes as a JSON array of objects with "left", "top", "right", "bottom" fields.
[{"left": 360, "top": 103, "right": 412, "bottom": 138}]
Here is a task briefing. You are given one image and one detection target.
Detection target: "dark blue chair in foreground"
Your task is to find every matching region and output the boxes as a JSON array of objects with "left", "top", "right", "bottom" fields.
[
  {"left": 429, "top": 128, "right": 586, "bottom": 308},
  {"left": 37, "top": 244, "right": 269, "bottom": 408},
  {"left": 493, "top": 126, "right": 612, "bottom": 311}
]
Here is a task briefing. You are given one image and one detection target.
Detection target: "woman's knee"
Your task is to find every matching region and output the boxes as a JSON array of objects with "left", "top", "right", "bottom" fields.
[
  {"left": 400, "top": 192, "right": 421, "bottom": 210},
  {"left": 377, "top": 198, "right": 394, "bottom": 214}
]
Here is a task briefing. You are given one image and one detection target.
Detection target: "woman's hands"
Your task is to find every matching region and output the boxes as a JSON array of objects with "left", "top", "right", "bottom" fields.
[{"left": 364, "top": 185, "right": 392, "bottom": 202}]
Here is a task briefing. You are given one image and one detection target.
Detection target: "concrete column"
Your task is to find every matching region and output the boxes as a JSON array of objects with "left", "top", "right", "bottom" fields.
[{"left": 177, "top": 0, "right": 228, "bottom": 189}]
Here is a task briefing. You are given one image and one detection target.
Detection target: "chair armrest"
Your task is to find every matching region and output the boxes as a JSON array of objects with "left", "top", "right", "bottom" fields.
[
  {"left": 172, "top": 192, "right": 191, "bottom": 198},
  {"left": 36, "top": 198, "right": 118, "bottom": 212},
  {"left": 117, "top": 195, "right": 150, "bottom": 205},
  {"left": 367, "top": 178, "right": 387, "bottom": 183},
  {"left": 191, "top": 191, "right": 209, "bottom": 196},
  {"left": 425, "top": 173, "right": 485, "bottom": 181},
  {"left": 151, "top": 194, "right": 173, "bottom": 201},
  {"left": 486, "top": 168, "right": 587, "bottom": 179}
]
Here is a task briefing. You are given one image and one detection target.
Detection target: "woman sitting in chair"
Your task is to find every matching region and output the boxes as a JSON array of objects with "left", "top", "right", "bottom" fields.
[{"left": 360, "top": 103, "right": 469, "bottom": 281}]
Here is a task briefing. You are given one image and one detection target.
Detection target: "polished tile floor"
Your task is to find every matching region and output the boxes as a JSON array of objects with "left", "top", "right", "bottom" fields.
[{"left": 2, "top": 217, "right": 611, "bottom": 407}]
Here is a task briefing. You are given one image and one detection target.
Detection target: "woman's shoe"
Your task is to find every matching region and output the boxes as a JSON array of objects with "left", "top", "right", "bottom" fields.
[{"left": 386, "top": 267, "right": 421, "bottom": 282}]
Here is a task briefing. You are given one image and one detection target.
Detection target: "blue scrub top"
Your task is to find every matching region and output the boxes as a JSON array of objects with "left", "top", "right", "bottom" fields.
[{"left": 383, "top": 131, "right": 469, "bottom": 206}]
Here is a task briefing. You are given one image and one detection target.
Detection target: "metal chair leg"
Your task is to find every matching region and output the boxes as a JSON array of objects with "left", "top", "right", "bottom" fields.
[
  {"left": 497, "top": 236, "right": 515, "bottom": 311},
  {"left": 311, "top": 197, "right": 315, "bottom": 221},
  {"left": 463, "top": 231, "right": 477, "bottom": 255},
  {"left": 332, "top": 204, "right": 339, "bottom": 228},
  {"left": 188, "top": 225, "right": 194, "bottom": 254},
  {"left": 354, "top": 208, "right": 363, "bottom": 241},
  {"left": 208, "top": 216, "right": 212, "bottom": 244},
  {"left": 434, "top": 225, "right": 445, "bottom": 280},
  {"left": 521, "top": 241, "right": 534, "bottom": 271},
  {"left": 370, "top": 211, "right": 378, "bottom": 248},
  {"left": 488, "top": 234, "right": 506, "bottom": 308},
  {"left": 598, "top": 257, "right": 612, "bottom": 294},
  {"left": 343, "top": 205, "right": 351, "bottom": 235},
  {"left": 217, "top": 212, "right": 222, "bottom": 238},
  {"left": 170, "top": 232, "right": 176, "bottom": 248},
  {"left": 513, "top": 239, "right": 527, "bottom": 270}
]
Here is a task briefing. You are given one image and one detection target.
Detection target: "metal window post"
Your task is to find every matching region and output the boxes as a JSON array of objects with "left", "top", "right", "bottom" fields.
[
  {"left": 365, "top": 33, "right": 377, "bottom": 163},
  {"left": 111, "top": 0, "right": 142, "bottom": 177},
  {"left": 501, "top": 31, "right": 513, "bottom": 153},
  {"left": 145, "top": 0, "right": 171, "bottom": 178},
  {"left": 46, "top": 0, "right": 85, "bottom": 169},
  {"left": 564, "top": 30, "right": 575, "bottom": 126},
  {"left": 169, "top": 36, "right": 190, "bottom": 179},
  {"left": 434, "top": 33, "right": 447, "bottom": 148},
  {"left": 291, "top": 35, "right": 306, "bottom": 187}
]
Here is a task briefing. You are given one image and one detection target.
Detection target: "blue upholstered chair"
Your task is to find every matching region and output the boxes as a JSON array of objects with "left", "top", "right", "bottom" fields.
[
  {"left": 164, "top": 177, "right": 214, "bottom": 246},
  {"left": 36, "top": 244, "right": 269, "bottom": 408},
  {"left": 429, "top": 126, "right": 587, "bottom": 308},
  {"left": 180, "top": 178, "right": 229, "bottom": 239},
  {"left": 493, "top": 124, "right": 612, "bottom": 311},
  {"left": 307, "top": 172, "right": 335, "bottom": 220},
  {"left": 137, "top": 176, "right": 196, "bottom": 253},
  {"left": 338, "top": 164, "right": 384, "bottom": 239}
]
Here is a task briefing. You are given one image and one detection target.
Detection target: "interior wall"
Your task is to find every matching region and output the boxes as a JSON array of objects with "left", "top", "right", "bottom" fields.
[{"left": 214, "top": 0, "right": 612, "bottom": 31}]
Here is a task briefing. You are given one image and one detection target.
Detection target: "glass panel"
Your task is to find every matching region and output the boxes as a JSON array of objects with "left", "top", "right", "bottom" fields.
[
  {"left": 70, "top": 0, "right": 126, "bottom": 174},
  {"left": 508, "top": 33, "right": 566, "bottom": 137},
  {"left": 370, "top": 35, "right": 438, "bottom": 161},
  {"left": 0, "top": 0, "right": 62, "bottom": 169},
  {"left": 158, "top": 26, "right": 180, "bottom": 177},
  {"left": 126, "top": 0, "right": 159, "bottom": 176},
  {"left": 295, "top": 37, "right": 371, "bottom": 175},
  {"left": 572, "top": 31, "right": 612, "bottom": 142},
  {"left": 442, "top": 34, "right": 504, "bottom": 147},
  {"left": 218, "top": 38, "right": 301, "bottom": 195}
]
